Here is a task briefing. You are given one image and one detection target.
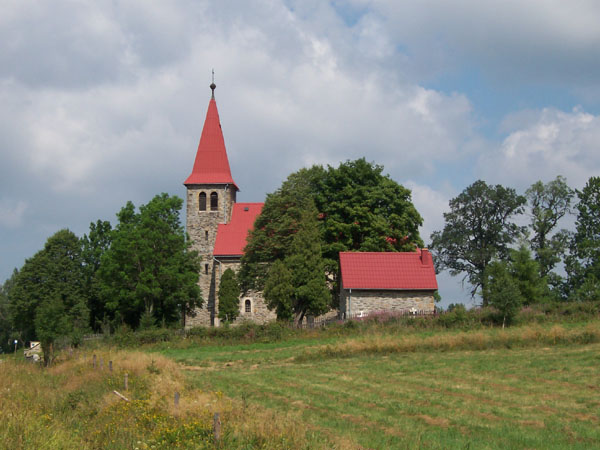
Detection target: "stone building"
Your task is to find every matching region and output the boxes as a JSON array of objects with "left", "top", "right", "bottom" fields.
[
  {"left": 184, "top": 83, "right": 438, "bottom": 327},
  {"left": 339, "top": 249, "right": 438, "bottom": 318},
  {"left": 183, "top": 83, "right": 274, "bottom": 327}
]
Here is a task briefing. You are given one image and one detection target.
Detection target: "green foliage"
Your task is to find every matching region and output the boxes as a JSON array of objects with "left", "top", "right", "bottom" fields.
[
  {"left": 567, "top": 176, "right": 600, "bottom": 297},
  {"left": 218, "top": 268, "right": 240, "bottom": 323},
  {"left": 35, "top": 296, "right": 71, "bottom": 365},
  {"left": 508, "top": 244, "right": 549, "bottom": 305},
  {"left": 98, "top": 193, "right": 202, "bottom": 329},
  {"left": 483, "top": 261, "right": 523, "bottom": 327},
  {"left": 240, "top": 158, "right": 423, "bottom": 293},
  {"left": 81, "top": 220, "right": 112, "bottom": 331},
  {"left": 9, "top": 229, "right": 89, "bottom": 346},
  {"left": 526, "top": 176, "right": 574, "bottom": 277},
  {"left": 138, "top": 308, "right": 157, "bottom": 330},
  {"left": 263, "top": 202, "right": 330, "bottom": 325},
  {"left": 0, "top": 270, "right": 17, "bottom": 353},
  {"left": 430, "top": 180, "right": 526, "bottom": 303},
  {"left": 264, "top": 260, "right": 294, "bottom": 321}
]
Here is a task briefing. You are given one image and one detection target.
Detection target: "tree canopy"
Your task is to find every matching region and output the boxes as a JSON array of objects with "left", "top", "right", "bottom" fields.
[
  {"left": 98, "top": 193, "right": 202, "bottom": 328},
  {"left": 263, "top": 201, "right": 330, "bottom": 325},
  {"left": 567, "top": 176, "right": 600, "bottom": 300},
  {"left": 430, "top": 180, "right": 526, "bottom": 303},
  {"left": 526, "top": 176, "right": 574, "bottom": 277},
  {"left": 239, "top": 158, "right": 423, "bottom": 296},
  {"left": 8, "top": 229, "right": 89, "bottom": 351}
]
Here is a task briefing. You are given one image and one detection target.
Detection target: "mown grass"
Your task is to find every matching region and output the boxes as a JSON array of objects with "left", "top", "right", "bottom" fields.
[{"left": 173, "top": 321, "right": 600, "bottom": 449}]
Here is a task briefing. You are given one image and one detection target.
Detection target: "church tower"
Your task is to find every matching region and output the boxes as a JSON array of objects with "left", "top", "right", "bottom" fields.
[{"left": 184, "top": 81, "right": 238, "bottom": 326}]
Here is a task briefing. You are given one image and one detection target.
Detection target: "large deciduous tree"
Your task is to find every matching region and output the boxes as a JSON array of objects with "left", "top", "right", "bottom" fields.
[
  {"left": 567, "top": 176, "right": 600, "bottom": 301},
  {"left": 525, "top": 176, "right": 574, "bottom": 277},
  {"left": 263, "top": 201, "right": 329, "bottom": 325},
  {"left": 239, "top": 159, "right": 423, "bottom": 297},
  {"left": 8, "top": 229, "right": 89, "bottom": 352},
  {"left": 81, "top": 219, "right": 112, "bottom": 332},
  {"left": 430, "top": 180, "right": 526, "bottom": 304},
  {"left": 98, "top": 193, "right": 202, "bottom": 328},
  {"left": 218, "top": 268, "right": 240, "bottom": 323}
]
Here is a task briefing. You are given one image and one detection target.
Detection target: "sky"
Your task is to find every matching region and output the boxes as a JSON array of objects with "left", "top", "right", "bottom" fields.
[{"left": 2, "top": 0, "right": 600, "bottom": 308}]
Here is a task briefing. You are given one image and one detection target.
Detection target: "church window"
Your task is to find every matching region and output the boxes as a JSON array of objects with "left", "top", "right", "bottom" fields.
[
  {"left": 205, "top": 264, "right": 209, "bottom": 275},
  {"left": 205, "top": 230, "right": 209, "bottom": 241},
  {"left": 210, "top": 192, "right": 218, "bottom": 211},
  {"left": 199, "top": 193, "right": 206, "bottom": 211},
  {"left": 245, "top": 299, "right": 252, "bottom": 313}
]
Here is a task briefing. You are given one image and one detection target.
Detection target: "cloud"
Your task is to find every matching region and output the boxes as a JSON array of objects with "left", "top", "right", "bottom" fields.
[
  {"left": 368, "top": 0, "right": 600, "bottom": 86},
  {"left": 479, "top": 107, "right": 600, "bottom": 190},
  {"left": 0, "top": 199, "right": 27, "bottom": 228}
]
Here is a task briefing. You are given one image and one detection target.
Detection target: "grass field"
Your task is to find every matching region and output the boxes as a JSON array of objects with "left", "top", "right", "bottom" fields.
[
  {"left": 162, "top": 322, "right": 600, "bottom": 449},
  {"left": 2, "top": 321, "right": 599, "bottom": 449}
]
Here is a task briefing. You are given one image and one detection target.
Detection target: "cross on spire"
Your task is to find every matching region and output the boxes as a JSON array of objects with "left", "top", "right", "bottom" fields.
[{"left": 210, "top": 69, "right": 216, "bottom": 99}]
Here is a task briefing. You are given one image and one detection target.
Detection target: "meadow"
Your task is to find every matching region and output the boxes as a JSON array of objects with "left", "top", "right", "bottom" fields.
[{"left": 2, "top": 318, "right": 600, "bottom": 449}]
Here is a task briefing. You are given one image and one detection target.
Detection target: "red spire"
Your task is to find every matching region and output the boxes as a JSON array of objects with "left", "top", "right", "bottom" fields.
[{"left": 184, "top": 87, "right": 239, "bottom": 190}]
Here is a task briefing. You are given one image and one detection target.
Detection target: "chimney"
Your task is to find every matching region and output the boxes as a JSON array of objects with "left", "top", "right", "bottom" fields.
[{"left": 420, "top": 248, "right": 432, "bottom": 266}]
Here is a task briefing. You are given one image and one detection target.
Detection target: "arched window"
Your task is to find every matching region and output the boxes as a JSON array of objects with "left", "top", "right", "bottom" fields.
[
  {"left": 199, "top": 192, "right": 206, "bottom": 211},
  {"left": 245, "top": 299, "right": 251, "bottom": 313},
  {"left": 210, "top": 192, "right": 218, "bottom": 211}
]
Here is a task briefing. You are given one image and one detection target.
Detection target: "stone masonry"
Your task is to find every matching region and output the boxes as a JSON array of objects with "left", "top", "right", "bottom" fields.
[
  {"left": 339, "top": 289, "right": 435, "bottom": 318},
  {"left": 185, "top": 184, "right": 236, "bottom": 327}
]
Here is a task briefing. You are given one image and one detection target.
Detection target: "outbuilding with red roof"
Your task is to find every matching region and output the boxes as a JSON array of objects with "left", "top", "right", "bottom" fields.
[{"left": 339, "top": 249, "right": 438, "bottom": 318}]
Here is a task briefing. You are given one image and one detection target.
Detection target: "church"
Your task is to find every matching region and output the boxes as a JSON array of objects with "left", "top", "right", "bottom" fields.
[{"left": 183, "top": 83, "right": 438, "bottom": 327}]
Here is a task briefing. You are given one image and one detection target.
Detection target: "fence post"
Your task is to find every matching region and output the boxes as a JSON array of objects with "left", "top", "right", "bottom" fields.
[
  {"left": 100, "top": 358, "right": 104, "bottom": 370},
  {"left": 213, "top": 412, "right": 221, "bottom": 443},
  {"left": 109, "top": 360, "right": 113, "bottom": 372},
  {"left": 124, "top": 373, "right": 128, "bottom": 391},
  {"left": 174, "top": 392, "right": 180, "bottom": 408},
  {"left": 93, "top": 354, "right": 96, "bottom": 369}
]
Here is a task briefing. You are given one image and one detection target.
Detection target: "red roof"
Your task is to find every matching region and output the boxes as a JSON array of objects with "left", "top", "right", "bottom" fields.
[
  {"left": 184, "top": 97, "right": 239, "bottom": 190},
  {"left": 213, "top": 203, "right": 264, "bottom": 256},
  {"left": 339, "top": 250, "right": 438, "bottom": 290}
]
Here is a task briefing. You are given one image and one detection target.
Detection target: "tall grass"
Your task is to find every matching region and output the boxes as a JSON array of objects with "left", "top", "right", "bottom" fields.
[
  {"left": 0, "top": 350, "right": 337, "bottom": 449},
  {"left": 296, "top": 322, "right": 600, "bottom": 361}
]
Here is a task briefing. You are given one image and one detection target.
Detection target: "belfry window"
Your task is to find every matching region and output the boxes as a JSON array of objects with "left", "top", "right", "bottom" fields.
[
  {"left": 199, "top": 192, "right": 206, "bottom": 211},
  {"left": 210, "top": 192, "right": 218, "bottom": 211},
  {"left": 245, "top": 299, "right": 252, "bottom": 313}
]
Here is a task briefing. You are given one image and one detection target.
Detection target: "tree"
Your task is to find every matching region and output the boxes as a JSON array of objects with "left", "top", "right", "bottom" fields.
[
  {"left": 508, "top": 244, "right": 549, "bottom": 305},
  {"left": 8, "top": 229, "right": 89, "bottom": 347},
  {"left": 263, "top": 202, "right": 330, "bottom": 325},
  {"left": 218, "top": 268, "right": 240, "bottom": 323},
  {"left": 430, "top": 180, "right": 526, "bottom": 304},
  {"left": 35, "top": 296, "right": 71, "bottom": 365},
  {"left": 264, "top": 260, "right": 294, "bottom": 321},
  {"left": 526, "top": 176, "right": 574, "bottom": 276},
  {"left": 567, "top": 176, "right": 600, "bottom": 299},
  {"left": 0, "top": 270, "right": 18, "bottom": 353},
  {"left": 98, "top": 193, "right": 202, "bottom": 329},
  {"left": 240, "top": 159, "right": 423, "bottom": 295},
  {"left": 483, "top": 261, "right": 523, "bottom": 328},
  {"left": 81, "top": 220, "right": 112, "bottom": 331}
]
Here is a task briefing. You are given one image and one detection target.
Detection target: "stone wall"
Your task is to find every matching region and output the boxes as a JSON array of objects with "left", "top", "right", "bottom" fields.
[
  {"left": 185, "top": 184, "right": 236, "bottom": 327},
  {"left": 339, "top": 289, "right": 435, "bottom": 317},
  {"left": 185, "top": 255, "right": 276, "bottom": 327}
]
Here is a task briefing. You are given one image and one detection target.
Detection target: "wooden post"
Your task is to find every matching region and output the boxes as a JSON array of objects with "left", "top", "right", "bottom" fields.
[
  {"left": 93, "top": 354, "right": 96, "bottom": 369},
  {"left": 124, "top": 373, "right": 128, "bottom": 391},
  {"left": 100, "top": 358, "right": 104, "bottom": 370},
  {"left": 213, "top": 412, "right": 221, "bottom": 443},
  {"left": 174, "top": 391, "right": 180, "bottom": 408},
  {"left": 109, "top": 360, "right": 113, "bottom": 372}
]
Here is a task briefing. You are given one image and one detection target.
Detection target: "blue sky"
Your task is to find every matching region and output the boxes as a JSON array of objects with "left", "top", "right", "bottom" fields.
[{"left": 1, "top": 0, "right": 600, "bottom": 307}]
